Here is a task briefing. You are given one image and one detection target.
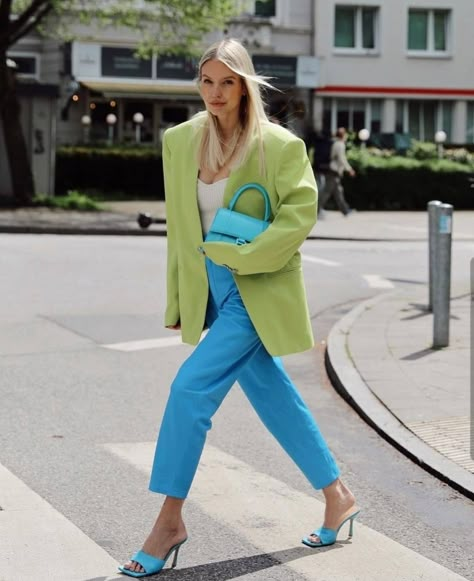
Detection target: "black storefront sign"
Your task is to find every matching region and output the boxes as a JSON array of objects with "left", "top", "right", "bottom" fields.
[
  {"left": 252, "top": 55, "right": 297, "bottom": 88},
  {"left": 156, "top": 56, "right": 198, "bottom": 80},
  {"left": 102, "top": 47, "right": 152, "bottom": 78}
]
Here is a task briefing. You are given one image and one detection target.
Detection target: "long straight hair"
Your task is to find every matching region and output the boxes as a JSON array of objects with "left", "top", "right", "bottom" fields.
[{"left": 195, "top": 39, "right": 274, "bottom": 174}]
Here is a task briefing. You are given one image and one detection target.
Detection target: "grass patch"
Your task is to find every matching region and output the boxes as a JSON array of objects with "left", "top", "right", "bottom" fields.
[{"left": 33, "top": 190, "right": 104, "bottom": 211}]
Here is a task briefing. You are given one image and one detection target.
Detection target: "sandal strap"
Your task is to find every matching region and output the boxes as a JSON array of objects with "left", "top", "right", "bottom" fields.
[{"left": 130, "top": 550, "right": 164, "bottom": 573}]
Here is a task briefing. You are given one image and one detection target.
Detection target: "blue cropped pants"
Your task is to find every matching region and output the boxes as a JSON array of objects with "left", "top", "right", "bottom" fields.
[{"left": 149, "top": 260, "right": 340, "bottom": 499}]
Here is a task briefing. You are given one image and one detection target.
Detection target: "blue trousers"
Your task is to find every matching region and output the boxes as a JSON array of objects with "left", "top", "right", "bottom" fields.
[{"left": 149, "top": 260, "right": 340, "bottom": 499}]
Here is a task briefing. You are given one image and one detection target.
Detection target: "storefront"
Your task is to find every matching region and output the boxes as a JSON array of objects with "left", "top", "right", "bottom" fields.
[{"left": 64, "top": 42, "right": 320, "bottom": 145}]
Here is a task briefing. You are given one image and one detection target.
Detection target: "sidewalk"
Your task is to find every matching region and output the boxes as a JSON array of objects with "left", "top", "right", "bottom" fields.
[{"left": 1, "top": 202, "right": 472, "bottom": 498}]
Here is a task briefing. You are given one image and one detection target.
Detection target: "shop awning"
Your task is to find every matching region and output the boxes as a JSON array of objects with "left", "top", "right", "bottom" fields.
[{"left": 79, "top": 78, "right": 200, "bottom": 99}]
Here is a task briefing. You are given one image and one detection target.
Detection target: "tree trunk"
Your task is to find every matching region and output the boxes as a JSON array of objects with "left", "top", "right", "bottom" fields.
[{"left": 0, "top": 51, "right": 35, "bottom": 205}]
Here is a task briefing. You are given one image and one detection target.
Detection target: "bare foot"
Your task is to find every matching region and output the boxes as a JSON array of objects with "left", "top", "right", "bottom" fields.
[
  {"left": 122, "top": 522, "right": 187, "bottom": 574},
  {"left": 307, "top": 479, "right": 358, "bottom": 545}
]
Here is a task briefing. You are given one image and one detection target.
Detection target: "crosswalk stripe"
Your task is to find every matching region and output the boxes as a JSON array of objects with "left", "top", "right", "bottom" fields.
[
  {"left": 104, "top": 442, "right": 468, "bottom": 581},
  {"left": 362, "top": 274, "right": 395, "bottom": 288},
  {"left": 302, "top": 254, "right": 341, "bottom": 267},
  {"left": 0, "top": 462, "right": 119, "bottom": 581},
  {"left": 102, "top": 335, "right": 183, "bottom": 351}
]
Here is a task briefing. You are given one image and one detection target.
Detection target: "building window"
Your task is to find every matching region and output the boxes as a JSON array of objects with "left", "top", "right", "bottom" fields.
[
  {"left": 8, "top": 54, "right": 39, "bottom": 79},
  {"left": 334, "top": 5, "right": 378, "bottom": 51},
  {"left": 466, "top": 103, "right": 474, "bottom": 144},
  {"left": 322, "top": 98, "right": 383, "bottom": 134},
  {"left": 407, "top": 9, "right": 450, "bottom": 53},
  {"left": 396, "top": 100, "right": 452, "bottom": 141},
  {"left": 255, "top": 0, "right": 275, "bottom": 17}
]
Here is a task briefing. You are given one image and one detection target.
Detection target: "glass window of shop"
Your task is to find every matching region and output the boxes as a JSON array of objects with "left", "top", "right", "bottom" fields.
[
  {"left": 467, "top": 103, "right": 474, "bottom": 144},
  {"left": 397, "top": 99, "right": 452, "bottom": 141},
  {"left": 322, "top": 98, "right": 383, "bottom": 134},
  {"left": 123, "top": 101, "right": 154, "bottom": 143},
  {"left": 88, "top": 100, "right": 118, "bottom": 142}
]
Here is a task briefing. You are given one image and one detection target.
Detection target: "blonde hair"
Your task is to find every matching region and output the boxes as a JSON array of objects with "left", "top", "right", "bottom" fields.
[{"left": 195, "top": 38, "right": 274, "bottom": 174}]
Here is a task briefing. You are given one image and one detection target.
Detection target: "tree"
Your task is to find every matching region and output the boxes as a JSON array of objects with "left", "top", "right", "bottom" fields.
[{"left": 0, "top": 0, "right": 237, "bottom": 204}]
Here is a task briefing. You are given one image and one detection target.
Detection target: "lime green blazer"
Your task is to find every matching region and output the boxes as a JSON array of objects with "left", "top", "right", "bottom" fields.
[{"left": 163, "top": 116, "right": 317, "bottom": 356}]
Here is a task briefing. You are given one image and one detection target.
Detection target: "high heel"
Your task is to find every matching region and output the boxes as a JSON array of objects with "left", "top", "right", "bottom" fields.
[
  {"left": 302, "top": 510, "right": 360, "bottom": 548},
  {"left": 118, "top": 538, "right": 187, "bottom": 578}
]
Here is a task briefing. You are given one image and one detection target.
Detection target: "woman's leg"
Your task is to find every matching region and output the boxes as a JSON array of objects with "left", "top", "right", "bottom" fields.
[
  {"left": 122, "top": 497, "right": 186, "bottom": 574},
  {"left": 237, "top": 350, "right": 356, "bottom": 533},
  {"left": 148, "top": 286, "right": 262, "bottom": 498},
  {"left": 123, "top": 265, "right": 263, "bottom": 571}
]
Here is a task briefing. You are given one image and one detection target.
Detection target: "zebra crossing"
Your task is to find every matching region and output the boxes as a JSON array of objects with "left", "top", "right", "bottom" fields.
[{"left": 0, "top": 444, "right": 468, "bottom": 581}]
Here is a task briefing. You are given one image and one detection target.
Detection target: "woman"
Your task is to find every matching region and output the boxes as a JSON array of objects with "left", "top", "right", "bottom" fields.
[{"left": 119, "top": 39, "right": 359, "bottom": 578}]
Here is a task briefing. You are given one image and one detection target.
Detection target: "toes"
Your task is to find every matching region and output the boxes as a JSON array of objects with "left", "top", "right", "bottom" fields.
[
  {"left": 309, "top": 534, "right": 321, "bottom": 544},
  {"left": 123, "top": 560, "right": 144, "bottom": 573}
]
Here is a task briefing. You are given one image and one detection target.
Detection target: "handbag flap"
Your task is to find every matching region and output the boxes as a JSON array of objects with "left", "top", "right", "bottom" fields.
[{"left": 209, "top": 208, "right": 269, "bottom": 241}]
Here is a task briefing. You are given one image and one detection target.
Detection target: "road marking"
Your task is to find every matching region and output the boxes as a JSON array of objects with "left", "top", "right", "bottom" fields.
[
  {"left": 302, "top": 254, "right": 341, "bottom": 267},
  {"left": 0, "top": 462, "right": 119, "bottom": 581},
  {"left": 103, "top": 335, "right": 183, "bottom": 351},
  {"left": 362, "top": 274, "right": 395, "bottom": 288},
  {"left": 104, "top": 442, "right": 467, "bottom": 581},
  {"left": 102, "top": 331, "right": 208, "bottom": 352}
]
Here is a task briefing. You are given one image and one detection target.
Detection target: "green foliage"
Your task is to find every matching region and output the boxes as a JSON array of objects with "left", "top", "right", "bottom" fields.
[
  {"left": 342, "top": 148, "right": 473, "bottom": 210},
  {"left": 33, "top": 190, "right": 103, "bottom": 211},
  {"left": 55, "top": 147, "right": 165, "bottom": 199},
  {"left": 9, "top": 1, "right": 238, "bottom": 54},
  {"left": 348, "top": 147, "right": 473, "bottom": 174}
]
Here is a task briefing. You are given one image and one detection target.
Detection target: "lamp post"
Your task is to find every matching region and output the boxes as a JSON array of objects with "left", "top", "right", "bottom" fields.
[
  {"left": 133, "top": 112, "right": 144, "bottom": 144},
  {"left": 358, "top": 128, "right": 370, "bottom": 150},
  {"left": 81, "top": 114, "right": 91, "bottom": 144},
  {"left": 435, "top": 130, "right": 447, "bottom": 159},
  {"left": 106, "top": 113, "right": 117, "bottom": 146}
]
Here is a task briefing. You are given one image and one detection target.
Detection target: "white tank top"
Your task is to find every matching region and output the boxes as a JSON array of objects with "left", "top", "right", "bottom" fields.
[{"left": 197, "top": 177, "right": 228, "bottom": 236}]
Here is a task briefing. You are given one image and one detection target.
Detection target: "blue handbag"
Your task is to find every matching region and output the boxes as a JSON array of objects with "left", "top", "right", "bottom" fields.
[{"left": 205, "top": 182, "right": 271, "bottom": 246}]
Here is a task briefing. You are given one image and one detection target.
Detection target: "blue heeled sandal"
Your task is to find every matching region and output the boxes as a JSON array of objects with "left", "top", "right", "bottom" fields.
[
  {"left": 302, "top": 510, "right": 360, "bottom": 548},
  {"left": 118, "top": 538, "right": 187, "bottom": 578}
]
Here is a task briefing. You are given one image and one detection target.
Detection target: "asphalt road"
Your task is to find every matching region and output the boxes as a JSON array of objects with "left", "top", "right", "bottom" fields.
[{"left": 0, "top": 234, "right": 473, "bottom": 581}]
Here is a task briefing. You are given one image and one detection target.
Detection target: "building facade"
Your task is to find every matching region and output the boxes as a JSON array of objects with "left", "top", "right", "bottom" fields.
[
  {"left": 313, "top": 0, "right": 474, "bottom": 144},
  {"left": 56, "top": 0, "right": 318, "bottom": 147},
  {"left": 4, "top": 0, "right": 474, "bottom": 197}
]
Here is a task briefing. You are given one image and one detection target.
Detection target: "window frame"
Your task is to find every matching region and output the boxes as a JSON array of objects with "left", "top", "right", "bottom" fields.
[
  {"left": 8, "top": 52, "right": 40, "bottom": 80},
  {"left": 396, "top": 99, "right": 453, "bottom": 141},
  {"left": 333, "top": 4, "right": 380, "bottom": 55},
  {"left": 406, "top": 8, "right": 451, "bottom": 58}
]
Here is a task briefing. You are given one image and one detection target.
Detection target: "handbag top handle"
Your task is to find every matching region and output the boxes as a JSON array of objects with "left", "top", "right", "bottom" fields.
[{"left": 228, "top": 183, "right": 271, "bottom": 222}]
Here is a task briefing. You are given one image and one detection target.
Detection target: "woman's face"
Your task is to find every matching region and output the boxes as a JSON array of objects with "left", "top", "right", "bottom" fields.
[{"left": 200, "top": 59, "right": 245, "bottom": 122}]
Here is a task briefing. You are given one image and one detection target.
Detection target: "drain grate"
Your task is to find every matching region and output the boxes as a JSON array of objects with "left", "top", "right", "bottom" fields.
[{"left": 406, "top": 416, "right": 474, "bottom": 472}]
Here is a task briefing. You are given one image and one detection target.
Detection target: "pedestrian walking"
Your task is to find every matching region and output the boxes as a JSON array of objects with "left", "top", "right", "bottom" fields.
[
  {"left": 119, "top": 39, "right": 360, "bottom": 578},
  {"left": 319, "top": 127, "right": 355, "bottom": 217}
]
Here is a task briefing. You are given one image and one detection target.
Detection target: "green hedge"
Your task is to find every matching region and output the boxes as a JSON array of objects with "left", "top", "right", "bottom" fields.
[
  {"left": 55, "top": 145, "right": 474, "bottom": 209},
  {"left": 342, "top": 150, "right": 474, "bottom": 210},
  {"left": 55, "top": 146, "right": 164, "bottom": 199}
]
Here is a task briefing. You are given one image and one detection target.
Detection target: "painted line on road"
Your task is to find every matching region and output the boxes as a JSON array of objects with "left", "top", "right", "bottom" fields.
[
  {"left": 103, "top": 335, "right": 183, "bottom": 351},
  {"left": 102, "top": 331, "right": 208, "bottom": 352},
  {"left": 302, "top": 254, "right": 341, "bottom": 267},
  {"left": 362, "top": 274, "right": 395, "bottom": 289},
  {"left": 0, "top": 462, "right": 119, "bottom": 581},
  {"left": 104, "top": 442, "right": 467, "bottom": 581}
]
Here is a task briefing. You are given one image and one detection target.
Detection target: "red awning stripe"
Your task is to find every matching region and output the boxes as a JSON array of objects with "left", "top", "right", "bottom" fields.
[{"left": 315, "top": 85, "right": 474, "bottom": 96}]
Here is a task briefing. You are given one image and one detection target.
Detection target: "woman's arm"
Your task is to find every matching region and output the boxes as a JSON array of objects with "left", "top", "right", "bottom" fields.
[
  {"left": 162, "top": 132, "right": 181, "bottom": 327},
  {"left": 201, "top": 137, "right": 317, "bottom": 275}
]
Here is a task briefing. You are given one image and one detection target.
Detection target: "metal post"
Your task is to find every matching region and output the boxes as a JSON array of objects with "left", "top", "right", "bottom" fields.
[
  {"left": 428, "top": 200, "right": 442, "bottom": 311},
  {"left": 432, "top": 203, "right": 453, "bottom": 348}
]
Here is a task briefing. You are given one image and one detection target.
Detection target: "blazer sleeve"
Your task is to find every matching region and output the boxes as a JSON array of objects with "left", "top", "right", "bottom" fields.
[
  {"left": 162, "top": 132, "right": 180, "bottom": 326},
  {"left": 201, "top": 137, "right": 317, "bottom": 275}
]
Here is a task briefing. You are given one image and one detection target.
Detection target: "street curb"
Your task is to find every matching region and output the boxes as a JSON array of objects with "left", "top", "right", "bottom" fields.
[
  {"left": 0, "top": 224, "right": 430, "bottom": 241},
  {"left": 325, "top": 291, "right": 474, "bottom": 501},
  {"left": 0, "top": 225, "right": 167, "bottom": 236}
]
